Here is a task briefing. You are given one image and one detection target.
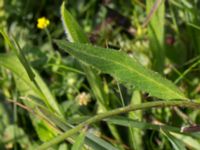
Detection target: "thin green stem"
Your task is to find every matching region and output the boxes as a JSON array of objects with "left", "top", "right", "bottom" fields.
[
  {"left": 117, "top": 81, "right": 125, "bottom": 107},
  {"left": 175, "top": 60, "right": 200, "bottom": 84},
  {"left": 45, "top": 28, "right": 54, "bottom": 57},
  {"left": 46, "top": 63, "right": 85, "bottom": 75},
  {"left": 45, "top": 28, "right": 53, "bottom": 48},
  {"left": 13, "top": 96, "right": 17, "bottom": 150},
  {"left": 142, "top": 0, "right": 163, "bottom": 28},
  {"left": 38, "top": 100, "right": 200, "bottom": 150}
]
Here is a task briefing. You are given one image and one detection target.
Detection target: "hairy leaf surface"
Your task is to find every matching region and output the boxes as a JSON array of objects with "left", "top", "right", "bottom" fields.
[{"left": 56, "top": 40, "right": 186, "bottom": 100}]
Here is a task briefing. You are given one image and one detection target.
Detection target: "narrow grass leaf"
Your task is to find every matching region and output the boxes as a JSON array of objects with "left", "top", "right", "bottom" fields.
[
  {"left": 161, "top": 130, "right": 186, "bottom": 150},
  {"left": 60, "top": 2, "right": 88, "bottom": 43},
  {"left": 146, "top": 0, "right": 165, "bottom": 73},
  {"left": 104, "top": 117, "right": 180, "bottom": 133},
  {"left": 85, "top": 134, "right": 118, "bottom": 150},
  {"left": 71, "top": 132, "right": 86, "bottom": 150},
  {"left": 128, "top": 91, "right": 143, "bottom": 149},
  {"left": 0, "top": 53, "right": 62, "bottom": 141},
  {"left": 55, "top": 40, "right": 186, "bottom": 100},
  {"left": 0, "top": 53, "right": 62, "bottom": 115},
  {"left": 171, "top": 132, "right": 200, "bottom": 150},
  {"left": 0, "top": 30, "right": 35, "bottom": 81}
]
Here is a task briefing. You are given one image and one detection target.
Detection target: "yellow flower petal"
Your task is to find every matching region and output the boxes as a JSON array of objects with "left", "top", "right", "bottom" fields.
[{"left": 37, "top": 17, "right": 50, "bottom": 29}]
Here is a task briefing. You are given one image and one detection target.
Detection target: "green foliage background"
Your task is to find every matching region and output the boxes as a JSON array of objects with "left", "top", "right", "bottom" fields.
[{"left": 1, "top": 0, "right": 200, "bottom": 150}]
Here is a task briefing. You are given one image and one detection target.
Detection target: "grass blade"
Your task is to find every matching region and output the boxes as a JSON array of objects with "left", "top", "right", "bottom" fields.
[
  {"left": 61, "top": 2, "right": 88, "bottom": 43},
  {"left": 0, "top": 53, "right": 61, "bottom": 141},
  {"left": 104, "top": 117, "right": 180, "bottom": 133},
  {"left": 146, "top": 0, "right": 165, "bottom": 73},
  {"left": 171, "top": 132, "right": 200, "bottom": 150},
  {"left": 161, "top": 130, "right": 186, "bottom": 150},
  {"left": 71, "top": 132, "right": 86, "bottom": 150},
  {"left": 128, "top": 91, "right": 143, "bottom": 149}
]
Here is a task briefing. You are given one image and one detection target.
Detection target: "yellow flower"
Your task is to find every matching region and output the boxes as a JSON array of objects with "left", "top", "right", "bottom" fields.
[{"left": 37, "top": 17, "right": 50, "bottom": 29}]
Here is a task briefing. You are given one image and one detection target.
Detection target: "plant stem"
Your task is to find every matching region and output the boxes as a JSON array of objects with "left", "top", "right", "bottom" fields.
[
  {"left": 38, "top": 100, "right": 200, "bottom": 150},
  {"left": 142, "top": 0, "right": 163, "bottom": 28},
  {"left": 174, "top": 60, "right": 200, "bottom": 84}
]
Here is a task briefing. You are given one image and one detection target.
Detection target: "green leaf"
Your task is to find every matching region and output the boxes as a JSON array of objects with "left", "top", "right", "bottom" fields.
[
  {"left": 71, "top": 132, "right": 86, "bottom": 150},
  {"left": 58, "top": 143, "right": 69, "bottom": 150},
  {"left": 104, "top": 117, "right": 180, "bottom": 133},
  {"left": 171, "top": 132, "right": 200, "bottom": 150},
  {"left": 55, "top": 40, "right": 187, "bottom": 100},
  {"left": 3, "top": 125, "right": 32, "bottom": 149},
  {"left": 60, "top": 2, "right": 88, "bottom": 43},
  {"left": 161, "top": 130, "right": 186, "bottom": 150},
  {"left": 128, "top": 91, "right": 143, "bottom": 150},
  {"left": 85, "top": 134, "right": 118, "bottom": 150},
  {"left": 0, "top": 53, "right": 60, "bottom": 141},
  {"left": 0, "top": 53, "right": 62, "bottom": 115},
  {"left": 0, "top": 30, "right": 35, "bottom": 81},
  {"left": 147, "top": 0, "right": 165, "bottom": 73}
]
